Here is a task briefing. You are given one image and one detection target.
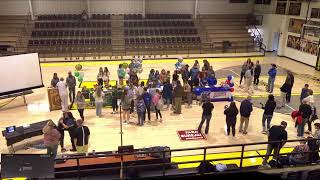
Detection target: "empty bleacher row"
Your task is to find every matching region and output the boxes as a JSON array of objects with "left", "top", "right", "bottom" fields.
[
  {"left": 35, "top": 21, "right": 111, "bottom": 29},
  {"left": 37, "top": 14, "right": 111, "bottom": 20},
  {"left": 31, "top": 29, "right": 111, "bottom": 38},
  {"left": 124, "top": 14, "right": 192, "bottom": 20},
  {"left": 125, "top": 36, "right": 200, "bottom": 45},
  {"left": 124, "top": 21, "right": 194, "bottom": 28},
  {"left": 124, "top": 28, "right": 197, "bottom": 36},
  {"left": 28, "top": 38, "right": 111, "bottom": 46}
]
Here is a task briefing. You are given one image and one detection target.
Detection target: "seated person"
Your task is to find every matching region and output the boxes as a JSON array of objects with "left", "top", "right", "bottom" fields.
[
  {"left": 81, "top": 10, "right": 89, "bottom": 21},
  {"left": 199, "top": 72, "right": 208, "bottom": 87},
  {"left": 289, "top": 139, "right": 310, "bottom": 165}
]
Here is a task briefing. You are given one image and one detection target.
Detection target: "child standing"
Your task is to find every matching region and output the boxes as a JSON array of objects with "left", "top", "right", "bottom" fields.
[{"left": 136, "top": 96, "right": 146, "bottom": 126}]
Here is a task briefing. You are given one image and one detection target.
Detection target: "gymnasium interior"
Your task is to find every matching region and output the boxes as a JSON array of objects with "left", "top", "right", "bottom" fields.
[{"left": 0, "top": 0, "right": 320, "bottom": 179}]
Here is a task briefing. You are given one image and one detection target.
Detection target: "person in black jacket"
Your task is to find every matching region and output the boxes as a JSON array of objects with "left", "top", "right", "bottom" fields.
[
  {"left": 253, "top": 61, "right": 261, "bottom": 86},
  {"left": 261, "top": 121, "right": 287, "bottom": 166},
  {"left": 286, "top": 71, "right": 294, "bottom": 103},
  {"left": 198, "top": 98, "right": 214, "bottom": 135},
  {"left": 261, "top": 95, "right": 277, "bottom": 133},
  {"left": 279, "top": 71, "right": 291, "bottom": 108},
  {"left": 239, "top": 96, "right": 253, "bottom": 135},
  {"left": 57, "top": 112, "right": 77, "bottom": 152},
  {"left": 224, "top": 102, "right": 239, "bottom": 136},
  {"left": 298, "top": 100, "right": 312, "bottom": 136}
]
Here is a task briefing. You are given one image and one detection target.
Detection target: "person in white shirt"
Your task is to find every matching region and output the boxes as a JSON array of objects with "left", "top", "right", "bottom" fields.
[
  {"left": 244, "top": 66, "right": 253, "bottom": 93},
  {"left": 303, "top": 89, "right": 314, "bottom": 106},
  {"left": 93, "top": 87, "right": 105, "bottom": 117},
  {"left": 56, "top": 77, "right": 69, "bottom": 112}
]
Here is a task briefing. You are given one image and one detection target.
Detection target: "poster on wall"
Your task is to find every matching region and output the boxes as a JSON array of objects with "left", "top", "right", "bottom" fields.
[
  {"left": 276, "top": 2, "right": 287, "bottom": 15},
  {"left": 288, "top": 2, "right": 301, "bottom": 16},
  {"left": 287, "top": 35, "right": 319, "bottom": 56},
  {"left": 288, "top": 18, "right": 305, "bottom": 34}
]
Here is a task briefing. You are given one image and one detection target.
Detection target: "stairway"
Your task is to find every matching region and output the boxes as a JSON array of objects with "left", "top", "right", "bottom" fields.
[{"left": 111, "top": 15, "right": 125, "bottom": 56}]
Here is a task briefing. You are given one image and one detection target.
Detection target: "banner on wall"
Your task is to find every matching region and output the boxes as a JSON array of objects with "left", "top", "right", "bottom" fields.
[
  {"left": 288, "top": 18, "right": 305, "bottom": 34},
  {"left": 287, "top": 35, "right": 319, "bottom": 56}
]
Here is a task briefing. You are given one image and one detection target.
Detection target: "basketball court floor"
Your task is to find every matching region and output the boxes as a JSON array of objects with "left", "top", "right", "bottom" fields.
[{"left": 0, "top": 53, "right": 319, "bottom": 164}]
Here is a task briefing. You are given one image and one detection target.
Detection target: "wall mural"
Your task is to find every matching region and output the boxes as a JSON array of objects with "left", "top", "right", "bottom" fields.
[{"left": 287, "top": 35, "right": 319, "bottom": 56}]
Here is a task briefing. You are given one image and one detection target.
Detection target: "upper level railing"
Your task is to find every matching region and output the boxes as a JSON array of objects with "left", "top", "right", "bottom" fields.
[{"left": 50, "top": 138, "right": 320, "bottom": 179}]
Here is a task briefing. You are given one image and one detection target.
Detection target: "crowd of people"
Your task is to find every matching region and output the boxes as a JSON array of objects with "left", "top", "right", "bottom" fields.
[{"left": 47, "top": 58, "right": 319, "bottom": 168}]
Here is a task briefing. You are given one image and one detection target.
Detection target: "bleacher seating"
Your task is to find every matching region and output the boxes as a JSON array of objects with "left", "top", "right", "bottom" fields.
[
  {"left": 123, "top": 14, "right": 200, "bottom": 53},
  {"left": 37, "top": 14, "right": 111, "bottom": 20},
  {"left": 29, "top": 14, "right": 112, "bottom": 55}
]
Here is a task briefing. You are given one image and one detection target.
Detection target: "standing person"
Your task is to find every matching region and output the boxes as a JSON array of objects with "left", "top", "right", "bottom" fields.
[
  {"left": 74, "top": 119, "right": 90, "bottom": 154},
  {"left": 267, "top": 64, "right": 277, "bottom": 93},
  {"left": 42, "top": 120, "right": 61, "bottom": 158},
  {"left": 93, "top": 87, "right": 105, "bottom": 117},
  {"left": 162, "top": 81, "right": 173, "bottom": 109},
  {"left": 253, "top": 61, "right": 261, "bottom": 86},
  {"left": 310, "top": 122, "right": 320, "bottom": 162},
  {"left": 142, "top": 87, "right": 152, "bottom": 122},
  {"left": 121, "top": 89, "right": 131, "bottom": 124},
  {"left": 75, "top": 91, "right": 86, "bottom": 121},
  {"left": 159, "top": 69, "right": 167, "bottom": 85},
  {"left": 298, "top": 99, "right": 312, "bottom": 135},
  {"left": 184, "top": 81, "right": 192, "bottom": 107},
  {"left": 103, "top": 67, "right": 110, "bottom": 88},
  {"left": 261, "top": 95, "right": 277, "bottom": 133},
  {"left": 97, "top": 67, "right": 104, "bottom": 87},
  {"left": 172, "top": 70, "right": 179, "bottom": 88},
  {"left": 300, "top": 84, "right": 309, "bottom": 104},
  {"left": 66, "top": 71, "right": 76, "bottom": 104},
  {"left": 153, "top": 89, "right": 163, "bottom": 122},
  {"left": 239, "top": 96, "right": 253, "bottom": 135},
  {"left": 286, "top": 71, "right": 294, "bottom": 103},
  {"left": 198, "top": 98, "right": 214, "bottom": 135},
  {"left": 224, "top": 102, "right": 239, "bottom": 137},
  {"left": 181, "top": 65, "right": 190, "bottom": 84},
  {"left": 58, "top": 112, "right": 77, "bottom": 152},
  {"left": 261, "top": 121, "right": 288, "bottom": 166},
  {"left": 137, "top": 81, "right": 145, "bottom": 97},
  {"left": 136, "top": 96, "right": 146, "bottom": 126},
  {"left": 148, "top": 69, "right": 156, "bottom": 87},
  {"left": 56, "top": 77, "right": 69, "bottom": 112},
  {"left": 207, "top": 66, "right": 215, "bottom": 79},
  {"left": 117, "top": 64, "right": 125, "bottom": 86},
  {"left": 166, "top": 70, "right": 171, "bottom": 83},
  {"left": 190, "top": 63, "right": 200, "bottom": 86},
  {"left": 244, "top": 66, "right": 253, "bottom": 93},
  {"left": 279, "top": 75, "right": 291, "bottom": 109},
  {"left": 51, "top": 73, "right": 60, "bottom": 88},
  {"left": 111, "top": 85, "right": 121, "bottom": 114},
  {"left": 240, "top": 61, "right": 248, "bottom": 86},
  {"left": 173, "top": 80, "right": 184, "bottom": 114}
]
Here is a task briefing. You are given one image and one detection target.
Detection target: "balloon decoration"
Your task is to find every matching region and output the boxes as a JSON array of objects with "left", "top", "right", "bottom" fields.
[
  {"left": 122, "top": 63, "right": 129, "bottom": 69},
  {"left": 78, "top": 76, "right": 83, "bottom": 82},
  {"left": 229, "top": 83, "right": 234, "bottom": 87},
  {"left": 79, "top": 72, "right": 84, "bottom": 78},
  {"left": 74, "top": 71, "right": 80, "bottom": 77},
  {"left": 119, "top": 70, "right": 126, "bottom": 78},
  {"left": 230, "top": 88, "right": 234, "bottom": 92},
  {"left": 75, "top": 64, "right": 82, "bottom": 71},
  {"left": 227, "top": 75, "right": 232, "bottom": 81}
]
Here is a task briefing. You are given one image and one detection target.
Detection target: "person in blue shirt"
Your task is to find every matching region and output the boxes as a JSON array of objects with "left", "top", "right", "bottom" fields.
[
  {"left": 267, "top": 64, "right": 277, "bottom": 93},
  {"left": 142, "top": 87, "right": 152, "bottom": 122}
]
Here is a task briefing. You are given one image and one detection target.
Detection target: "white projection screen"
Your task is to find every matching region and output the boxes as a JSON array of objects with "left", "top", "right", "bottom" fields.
[{"left": 0, "top": 53, "right": 44, "bottom": 96}]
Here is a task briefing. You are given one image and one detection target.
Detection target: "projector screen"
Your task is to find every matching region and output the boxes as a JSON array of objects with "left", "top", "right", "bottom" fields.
[{"left": 0, "top": 53, "right": 44, "bottom": 96}]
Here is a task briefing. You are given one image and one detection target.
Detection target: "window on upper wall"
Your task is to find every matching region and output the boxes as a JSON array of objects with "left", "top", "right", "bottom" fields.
[
  {"left": 255, "top": 0, "right": 271, "bottom": 4},
  {"left": 229, "top": 0, "right": 248, "bottom": 3},
  {"left": 311, "top": 8, "right": 320, "bottom": 19},
  {"left": 288, "top": 2, "right": 301, "bottom": 16}
]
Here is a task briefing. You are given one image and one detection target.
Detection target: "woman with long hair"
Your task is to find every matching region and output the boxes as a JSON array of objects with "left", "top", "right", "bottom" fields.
[
  {"left": 75, "top": 91, "right": 86, "bottom": 120},
  {"left": 97, "top": 67, "right": 104, "bottom": 87},
  {"left": 152, "top": 89, "right": 163, "bottom": 122},
  {"left": 94, "top": 87, "right": 105, "bottom": 117},
  {"left": 103, "top": 67, "right": 110, "bottom": 88},
  {"left": 121, "top": 89, "right": 131, "bottom": 123},
  {"left": 224, "top": 101, "right": 239, "bottom": 137}
]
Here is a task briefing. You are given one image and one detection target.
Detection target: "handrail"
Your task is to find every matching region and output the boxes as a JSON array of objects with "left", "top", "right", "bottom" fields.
[{"left": 52, "top": 138, "right": 320, "bottom": 179}]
